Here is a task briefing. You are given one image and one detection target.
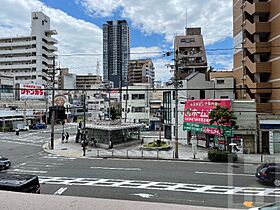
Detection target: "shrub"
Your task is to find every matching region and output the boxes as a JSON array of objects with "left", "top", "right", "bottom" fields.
[{"left": 208, "top": 149, "right": 237, "bottom": 162}]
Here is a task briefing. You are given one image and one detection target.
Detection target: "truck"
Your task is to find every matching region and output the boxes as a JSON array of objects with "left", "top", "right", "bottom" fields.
[{"left": 12, "top": 121, "right": 29, "bottom": 131}]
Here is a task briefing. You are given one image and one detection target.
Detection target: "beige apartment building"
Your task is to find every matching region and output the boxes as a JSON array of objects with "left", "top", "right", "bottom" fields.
[
  {"left": 233, "top": 0, "right": 280, "bottom": 114},
  {"left": 174, "top": 27, "right": 207, "bottom": 80},
  {"left": 233, "top": 0, "right": 280, "bottom": 154},
  {"left": 127, "top": 59, "right": 154, "bottom": 87}
]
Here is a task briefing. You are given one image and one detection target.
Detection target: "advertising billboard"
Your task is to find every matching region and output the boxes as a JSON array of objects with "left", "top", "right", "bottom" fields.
[
  {"left": 183, "top": 99, "right": 232, "bottom": 136},
  {"left": 20, "top": 84, "right": 45, "bottom": 100}
]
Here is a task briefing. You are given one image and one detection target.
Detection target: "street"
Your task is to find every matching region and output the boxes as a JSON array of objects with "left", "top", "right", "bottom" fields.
[{"left": 0, "top": 127, "right": 279, "bottom": 209}]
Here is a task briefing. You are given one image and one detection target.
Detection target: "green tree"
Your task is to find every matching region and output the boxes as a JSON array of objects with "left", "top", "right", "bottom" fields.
[{"left": 208, "top": 105, "right": 238, "bottom": 151}]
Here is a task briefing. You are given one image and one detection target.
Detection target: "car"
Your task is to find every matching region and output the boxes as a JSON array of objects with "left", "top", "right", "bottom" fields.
[
  {"left": 256, "top": 163, "right": 280, "bottom": 187},
  {"left": 32, "top": 123, "right": 47, "bottom": 129},
  {"left": 249, "top": 201, "right": 280, "bottom": 210},
  {"left": 0, "top": 173, "right": 40, "bottom": 194},
  {"left": 0, "top": 156, "right": 11, "bottom": 170}
]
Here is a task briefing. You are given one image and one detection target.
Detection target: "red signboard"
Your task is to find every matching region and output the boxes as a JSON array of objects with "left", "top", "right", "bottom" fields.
[
  {"left": 20, "top": 84, "right": 45, "bottom": 100},
  {"left": 184, "top": 99, "right": 231, "bottom": 125}
]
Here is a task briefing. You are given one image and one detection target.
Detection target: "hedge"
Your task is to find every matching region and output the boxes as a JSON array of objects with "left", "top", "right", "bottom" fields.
[{"left": 208, "top": 149, "right": 237, "bottom": 162}]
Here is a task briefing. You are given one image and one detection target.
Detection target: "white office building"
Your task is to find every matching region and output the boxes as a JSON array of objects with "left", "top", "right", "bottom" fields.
[{"left": 0, "top": 11, "right": 57, "bottom": 86}]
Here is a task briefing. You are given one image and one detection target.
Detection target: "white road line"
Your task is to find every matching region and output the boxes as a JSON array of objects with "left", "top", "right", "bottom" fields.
[
  {"left": 53, "top": 187, "right": 68, "bottom": 195},
  {"left": 195, "top": 171, "right": 255, "bottom": 177},
  {"left": 90, "top": 166, "right": 141, "bottom": 171},
  {"left": 9, "top": 169, "right": 48, "bottom": 174}
]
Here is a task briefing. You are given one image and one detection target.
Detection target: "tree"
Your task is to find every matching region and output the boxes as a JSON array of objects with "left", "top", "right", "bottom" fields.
[{"left": 208, "top": 105, "right": 238, "bottom": 151}]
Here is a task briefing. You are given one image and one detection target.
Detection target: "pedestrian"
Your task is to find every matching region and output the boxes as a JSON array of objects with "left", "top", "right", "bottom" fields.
[
  {"left": 109, "top": 139, "right": 113, "bottom": 149},
  {"left": 15, "top": 128, "right": 19, "bottom": 136},
  {"left": 65, "top": 132, "right": 69, "bottom": 143},
  {"left": 76, "top": 128, "right": 80, "bottom": 143},
  {"left": 81, "top": 140, "right": 86, "bottom": 156},
  {"left": 62, "top": 132, "right": 65, "bottom": 143}
]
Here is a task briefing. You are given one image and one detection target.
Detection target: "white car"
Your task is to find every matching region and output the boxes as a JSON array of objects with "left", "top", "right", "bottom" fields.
[{"left": 249, "top": 202, "right": 280, "bottom": 210}]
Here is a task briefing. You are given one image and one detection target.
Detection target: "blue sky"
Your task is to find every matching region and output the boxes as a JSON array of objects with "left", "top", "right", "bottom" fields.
[{"left": 0, "top": 0, "right": 233, "bottom": 82}]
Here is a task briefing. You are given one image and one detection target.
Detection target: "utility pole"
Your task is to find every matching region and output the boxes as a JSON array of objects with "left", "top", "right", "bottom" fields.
[
  {"left": 83, "top": 92, "right": 86, "bottom": 130},
  {"left": 124, "top": 79, "right": 129, "bottom": 122},
  {"left": 50, "top": 56, "right": 55, "bottom": 150},
  {"left": 174, "top": 50, "right": 179, "bottom": 159}
]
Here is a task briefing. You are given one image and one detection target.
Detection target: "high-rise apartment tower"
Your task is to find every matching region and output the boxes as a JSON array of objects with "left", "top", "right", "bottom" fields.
[{"left": 103, "top": 20, "right": 130, "bottom": 88}]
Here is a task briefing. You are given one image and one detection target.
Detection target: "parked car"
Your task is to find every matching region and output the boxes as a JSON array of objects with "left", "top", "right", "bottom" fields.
[
  {"left": 32, "top": 123, "right": 47, "bottom": 129},
  {"left": 0, "top": 156, "right": 11, "bottom": 170},
  {"left": 249, "top": 201, "right": 280, "bottom": 210},
  {"left": 256, "top": 163, "right": 280, "bottom": 187},
  {"left": 0, "top": 173, "right": 40, "bottom": 194}
]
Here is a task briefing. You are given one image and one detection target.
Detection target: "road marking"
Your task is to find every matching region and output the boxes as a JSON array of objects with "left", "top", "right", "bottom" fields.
[
  {"left": 134, "top": 193, "right": 154, "bottom": 198},
  {"left": 195, "top": 171, "right": 255, "bottom": 177},
  {"left": 0, "top": 139, "right": 40, "bottom": 146},
  {"left": 9, "top": 169, "right": 48, "bottom": 174},
  {"left": 39, "top": 176, "right": 278, "bottom": 198},
  {"left": 54, "top": 187, "right": 68, "bottom": 195},
  {"left": 90, "top": 167, "right": 141, "bottom": 171}
]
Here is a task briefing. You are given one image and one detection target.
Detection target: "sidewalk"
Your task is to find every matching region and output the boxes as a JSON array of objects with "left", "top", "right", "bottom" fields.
[
  {"left": 43, "top": 136, "right": 209, "bottom": 161},
  {"left": 43, "top": 136, "right": 280, "bottom": 164}
]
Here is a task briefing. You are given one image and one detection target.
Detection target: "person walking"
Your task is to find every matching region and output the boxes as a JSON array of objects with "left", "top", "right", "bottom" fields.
[
  {"left": 61, "top": 132, "right": 65, "bottom": 143},
  {"left": 65, "top": 132, "right": 69, "bottom": 143}
]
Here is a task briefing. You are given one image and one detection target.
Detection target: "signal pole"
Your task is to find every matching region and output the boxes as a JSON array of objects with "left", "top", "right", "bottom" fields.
[
  {"left": 50, "top": 56, "right": 55, "bottom": 150},
  {"left": 174, "top": 49, "right": 179, "bottom": 159}
]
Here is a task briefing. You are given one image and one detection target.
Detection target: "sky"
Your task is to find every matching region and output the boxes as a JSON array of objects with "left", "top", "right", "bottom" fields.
[{"left": 0, "top": 0, "right": 233, "bottom": 82}]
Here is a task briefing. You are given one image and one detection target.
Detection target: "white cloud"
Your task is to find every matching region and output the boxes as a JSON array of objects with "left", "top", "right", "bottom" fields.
[
  {"left": 77, "top": 0, "right": 233, "bottom": 45},
  {"left": 130, "top": 46, "right": 162, "bottom": 60},
  {"left": 0, "top": 0, "right": 103, "bottom": 76}
]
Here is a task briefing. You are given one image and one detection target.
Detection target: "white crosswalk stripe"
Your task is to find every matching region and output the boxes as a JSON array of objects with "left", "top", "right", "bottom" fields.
[{"left": 39, "top": 176, "right": 279, "bottom": 197}]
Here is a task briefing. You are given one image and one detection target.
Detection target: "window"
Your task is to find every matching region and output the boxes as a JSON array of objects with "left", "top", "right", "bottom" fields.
[
  {"left": 132, "top": 107, "right": 145, "bottom": 113},
  {"left": 220, "top": 96, "right": 229, "bottom": 99},
  {"left": 123, "top": 94, "right": 129, "bottom": 100},
  {"left": 200, "top": 90, "right": 205, "bottom": 99},
  {"left": 217, "top": 80, "right": 225, "bottom": 84},
  {"left": 132, "top": 94, "right": 145, "bottom": 100}
]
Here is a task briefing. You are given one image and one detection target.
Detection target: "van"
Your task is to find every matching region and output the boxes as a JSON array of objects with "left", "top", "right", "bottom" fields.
[{"left": 0, "top": 173, "right": 40, "bottom": 193}]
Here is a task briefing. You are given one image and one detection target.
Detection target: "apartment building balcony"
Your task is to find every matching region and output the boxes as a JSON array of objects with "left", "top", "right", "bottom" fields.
[
  {"left": 0, "top": 56, "right": 36, "bottom": 63},
  {"left": 44, "top": 36, "right": 58, "bottom": 44},
  {"left": 244, "top": 75, "right": 272, "bottom": 94},
  {"left": 42, "top": 42, "right": 58, "bottom": 52},
  {"left": 0, "top": 63, "right": 36, "bottom": 70},
  {"left": 244, "top": 56, "right": 271, "bottom": 74},
  {"left": 256, "top": 102, "right": 272, "bottom": 113},
  {"left": 243, "top": 1, "right": 270, "bottom": 16},
  {"left": 0, "top": 48, "right": 36, "bottom": 55},
  {"left": 243, "top": 20, "right": 270, "bottom": 35},
  {"left": 0, "top": 40, "right": 36, "bottom": 48},
  {"left": 244, "top": 38, "right": 271, "bottom": 54}
]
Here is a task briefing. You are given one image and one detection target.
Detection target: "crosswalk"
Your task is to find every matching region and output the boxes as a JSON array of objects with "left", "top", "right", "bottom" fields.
[
  {"left": 39, "top": 176, "right": 280, "bottom": 198},
  {"left": 7, "top": 153, "right": 75, "bottom": 175},
  {"left": 0, "top": 131, "right": 49, "bottom": 145}
]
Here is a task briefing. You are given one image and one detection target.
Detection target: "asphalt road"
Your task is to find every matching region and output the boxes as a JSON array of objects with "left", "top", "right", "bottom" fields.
[{"left": 0, "top": 127, "right": 279, "bottom": 209}]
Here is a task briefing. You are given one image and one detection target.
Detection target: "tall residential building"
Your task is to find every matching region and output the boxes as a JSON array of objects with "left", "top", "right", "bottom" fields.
[
  {"left": 174, "top": 27, "right": 207, "bottom": 80},
  {"left": 103, "top": 20, "right": 130, "bottom": 88},
  {"left": 233, "top": 0, "right": 280, "bottom": 114},
  {"left": 128, "top": 59, "right": 155, "bottom": 87},
  {"left": 0, "top": 11, "right": 57, "bottom": 86}
]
